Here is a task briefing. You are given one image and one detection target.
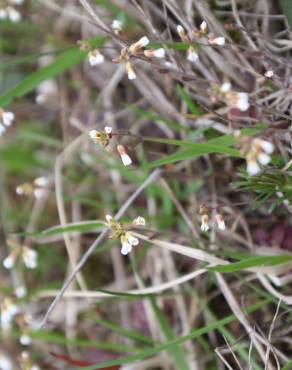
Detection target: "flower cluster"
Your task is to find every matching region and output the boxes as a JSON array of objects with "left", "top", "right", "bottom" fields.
[
  {"left": 177, "top": 25, "right": 199, "bottom": 63},
  {"left": 199, "top": 204, "right": 226, "bottom": 232},
  {"left": 0, "top": 0, "right": 23, "bottom": 23},
  {"left": 0, "top": 108, "right": 14, "bottom": 136},
  {"left": 113, "top": 36, "right": 165, "bottom": 80},
  {"left": 235, "top": 131, "right": 274, "bottom": 176},
  {"left": 3, "top": 240, "right": 38, "bottom": 270},
  {"left": 88, "top": 127, "right": 133, "bottom": 167},
  {"left": 193, "top": 20, "right": 226, "bottom": 46},
  {"left": 16, "top": 176, "right": 49, "bottom": 199},
  {"left": 106, "top": 215, "right": 146, "bottom": 255}
]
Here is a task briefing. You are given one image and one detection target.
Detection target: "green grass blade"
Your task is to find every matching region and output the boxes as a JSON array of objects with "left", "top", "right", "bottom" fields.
[
  {"left": 0, "top": 36, "right": 107, "bottom": 107},
  {"left": 78, "top": 299, "right": 269, "bottom": 369}
]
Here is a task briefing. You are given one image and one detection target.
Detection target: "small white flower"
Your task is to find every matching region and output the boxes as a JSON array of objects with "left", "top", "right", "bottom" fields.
[
  {"left": 220, "top": 82, "right": 231, "bottom": 93},
  {"left": 16, "top": 185, "right": 24, "bottom": 195},
  {"left": 129, "top": 36, "right": 149, "bottom": 54},
  {"left": 236, "top": 92, "right": 249, "bottom": 111},
  {"left": 255, "top": 139, "right": 274, "bottom": 154},
  {"left": 35, "top": 79, "right": 58, "bottom": 104},
  {"left": 117, "top": 145, "right": 132, "bottom": 166},
  {"left": 31, "top": 366, "right": 40, "bottom": 370},
  {"left": 132, "top": 216, "right": 146, "bottom": 226},
  {"left": 215, "top": 214, "right": 225, "bottom": 230},
  {"left": 88, "top": 50, "right": 104, "bottom": 66},
  {"left": 3, "top": 255, "right": 15, "bottom": 269},
  {"left": 126, "top": 232, "right": 139, "bottom": 246},
  {"left": 34, "top": 176, "right": 48, "bottom": 187},
  {"left": 20, "top": 334, "right": 32, "bottom": 346},
  {"left": 0, "top": 9, "right": 8, "bottom": 19},
  {"left": 209, "top": 37, "right": 225, "bottom": 46},
  {"left": 33, "top": 188, "right": 46, "bottom": 199},
  {"left": 6, "top": 7, "right": 21, "bottom": 22},
  {"left": 111, "top": 19, "right": 123, "bottom": 34},
  {"left": 187, "top": 46, "right": 198, "bottom": 63},
  {"left": 0, "top": 354, "right": 13, "bottom": 370},
  {"left": 264, "top": 70, "right": 274, "bottom": 78},
  {"left": 144, "top": 48, "right": 165, "bottom": 58},
  {"left": 89, "top": 129, "right": 99, "bottom": 143},
  {"left": 1, "top": 110, "right": 14, "bottom": 126},
  {"left": 121, "top": 238, "right": 132, "bottom": 256},
  {"left": 257, "top": 152, "right": 271, "bottom": 165},
  {"left": 22, "top": 247, "right": 38, "bottom": 269},
  {"left": 125, "top": 61, "right": 136, "bottom": 80},
  {"left": 247, "top": 160, "right": 261, "bottom": 176},
  {"left": 1, "top": 299, "right": 19, "bottom": 331},
  {"left": 200, "top": 21, "right": 207, "bottom": 33},
  {"left": 104, "top": 126, "right": 112, "bottom": 134},
  {"left": 15, "top": 285, "right": 27, "bottom": 298},
  {"left": 106, "top": 214, "right": 113, "bottom": 224},
  {"left": 201, "top": 214, "right": 209, "bottom": 232},
  {"left": 177, "top": 24, "right": 185, "bottom": 38},
  {"left": 138, "top": 36, "right": 149, "bottom": 47},
  {"left": 0, "top": 123, "right": 6, "bottom": 136}
]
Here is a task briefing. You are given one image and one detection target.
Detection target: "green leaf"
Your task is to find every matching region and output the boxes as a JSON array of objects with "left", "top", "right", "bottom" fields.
[
  {"left": 28, "top": 221, "right": 105, "bottom": 237},
  {"left": 208, "top": 255, "right": 292, "bottom": 273},
  {"left": 78, "top": 300, "right": 269, "bottom": 369},
  {"left": 0, "top": 36, "right": 107, "bottom": 107},
  {"left": 177, "top": 86, "right": 202, "bottom": 116}
]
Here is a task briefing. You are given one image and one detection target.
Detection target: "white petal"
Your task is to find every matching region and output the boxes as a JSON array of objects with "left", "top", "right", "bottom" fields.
[
  {"left": 220, "top": 82, "right": 231, "bottom": 93},
  {"left": 20, "top": 335, "right": 31, "bottom": 346},
  {"left": 33, "top": 188, "right": 46, "bottom": 199},
  {"left": 133, "top": 216, "right": 146, "bottom": 226},
  {"left": 153, "top": 48, "right": 165, "bottom": 58},
  {"left": 35, "top": 94, "right": 46, "bottom": 104},
  {"left": 258, "top": 153, "right": 271, "bottom": 165},
  {"left": 177, "top": 25, "right": 184, "bottom": 36},
  {"left": 3, "top": 256, "right": 14, "bottom": 269},
  {"left": 121, "top": 153, "right": 132, "bottom": 166},
  {"left": 15, "top": 285, "right": 27, "bottom": 298},
  {"left": 2, "top": 111, "right": 14, "bottom": 126},
  {"left": 0, "top": 354, "right": 13, "bottom": 370},
  {"left": 7, "top": 7, "right": 21, "bottom": 22},
  {"left": 121, "top": 242, "right": 132, "bottom": 255},
  {"left": 201, "top": 223, "right": 209, "bottom": 232},
  {"left": 139, "top": 36, "right": 150, "bottom": 47},
  {"left": 247, "top": 160, "right": 261, "bottom": 175},
  {"left": 105, "top": 214, "right": 113, "bottom": 223},
  {"left": 127, "top": 68, "right": 136, "bottom": 80},
  {"left": 200, "top": 21, "right": 207, "bottom": 32},
  {"left": 213, "top": 37, "right": 225, "bottom": 46},
  {"left": 88, "top": 51, "right": 104, "bottom": 66},
  {"left": 260, "top": 140, "right": 274, "bottom": 154},
  {"left": 34, "top": 176, "right": 48, "bottom": 187},
  {"left": 112, "top": 19, "right": 122, "bottom": 30},
  {"left": 0, "top": 9, "right": 8, "bottom": 19},
  {"left": 127, "top": 234, "right": 139, "bottom": 246},
  {"left": 89, "top": 130, "right": 99, "bottom": 142},
  {"left": 236, "top": 93, "right": 249, "bottom": 111},
  {"left": 104, "top": 126, "right": 112, "bottom": 134},
  {"left": 218, "top": 220, "right": 226, "bottom": 230},
  {"left": 187, "top": 48, "right": 198, "bottom": 63}
]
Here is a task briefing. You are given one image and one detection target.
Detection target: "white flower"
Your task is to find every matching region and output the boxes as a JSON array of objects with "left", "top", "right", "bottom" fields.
[
  {"left": 35, "top": 79, "right": 58, "bottom": 104},
  {"left": 117, "top": 144, "right": 132, "bottom": 166},
  {"left": 132, "top": 216, "right": 146, "bottom": 226},
  {"left": 254, "top": 139, "right": 274, "bottom": 154},
  {"left": 6, "top": 7, "right": 21, "bottom": 22},
  {"left": 201, "top": 214, "right": 209, "bottom": 232},
  {"left": 20, "top": 334, "right": 32, "bottom": 346},
  {"left": 0, "top": 110, "right": 14, "bottom": 126},
  {"left": 111, "top": 19, "right": 122, "bottom": 34},
  {"left": 106, "top": 214, "right": 113, "bottom": 224},
  {"left": 22, "top": 247, "right": 38, "bottom": 269},
  {"left": 144, "top": 48, "right": 165, "bottom": 58},
  {"left": 209, "top": 37, "right": 225, "bottom": 46},
  {"left": 125, "top": 61, "right": 136, "bottom": 80},
  {"left": 33, "top": 188, "right": 46, "bottom": 199},
  {"left": 220, "top": 82, "right": 231, "bottom": 93},
  {"left": 215, "top": 214, "right": 225, "bottom": 230},
  {"left": 120, "top": 232, "right": 139, "bottom": 255},
  {"left": 257, "top": 152, "right": 271, "bottom": 165},
  {"left": 1, "top": 299, "right": 19, "bottom": 331},
  {"left": 200, "top": 21, "right": 207, "bottom": 33},
  {"left": 177, "top": 25, "right": 185, "bottom": 38},
  {"left": 88, "top": 50, "right": 104, "bottom": 66},
  {"left": 236, "top": 92, "right": 249, "bottom": 111},
  {"left": 265, "top": 70, "right": 274, "bottom": 78},
  {"left": 0, "top": 354, "right": 13, "bottom": 370},
  {"left": 0, "top": 124, "right": 6, "bottom": 136},
  {"left": 34, "top": 176, "right": 48, "bottom": 187},
  {"left": 15, "top": 285, "right": 27, "bottom": 298},
  {"left": 247, "top": 160, "right": 261, "bottom": 176},
  {"left": 0, "top": 9, "right": 8, "bottom": 19},
  {"left": 187, "top": 46, "right": 198, "bottom": 62},
  {"left": 104, "top": 126, "right": 112, "bottom": 134},
  {"left": 3, "top": 255, "right": 15, "bottom": 269},
  {"left": 129, "top": 36, "right": 149, "bottom": 54}
]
